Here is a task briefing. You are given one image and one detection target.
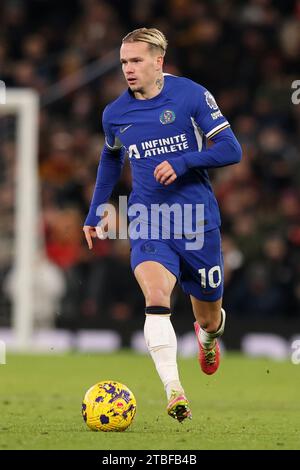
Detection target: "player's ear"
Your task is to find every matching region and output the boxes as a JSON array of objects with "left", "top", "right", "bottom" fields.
[{"left": 156, "top": 55, "right": 164, "bottom": 70}]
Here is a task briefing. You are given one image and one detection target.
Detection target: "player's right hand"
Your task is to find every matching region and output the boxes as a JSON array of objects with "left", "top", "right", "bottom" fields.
[{"left": 83, "top": 225, "right": 98, "bottom": 250}]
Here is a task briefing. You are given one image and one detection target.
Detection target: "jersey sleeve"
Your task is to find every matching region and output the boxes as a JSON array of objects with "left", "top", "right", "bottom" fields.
[
  {"left": 191, "top": 83, "right": 230, "bottom": 140},
  {"left": 84, "top": 145, "right": 125, "bottom": 226},
  {"left": 102, "top": 105, "right": 123, "bottom": 150}
]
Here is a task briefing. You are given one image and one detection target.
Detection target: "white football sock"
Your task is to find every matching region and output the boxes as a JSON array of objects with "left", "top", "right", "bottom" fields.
[
  {"left": 144, "top": 314, "right": 184, "bottom": 400},
  {"left": 198, "top": 308, "right": 226, "bottom": 350}
]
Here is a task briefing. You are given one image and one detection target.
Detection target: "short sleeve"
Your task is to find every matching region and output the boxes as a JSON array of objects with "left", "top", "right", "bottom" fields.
[{"left": 191, "top": 83, "right": 230, "bottom": 140}]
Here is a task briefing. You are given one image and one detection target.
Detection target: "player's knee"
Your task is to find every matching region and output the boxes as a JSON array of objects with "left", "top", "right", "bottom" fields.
[{"left": 144, "top": 287, "right": 170, "bottom": 307}]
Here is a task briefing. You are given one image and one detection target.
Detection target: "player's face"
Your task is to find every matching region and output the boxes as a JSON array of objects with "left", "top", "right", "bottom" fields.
[{"left": 120, "top": 42, "right": 163, "bottom": 94}]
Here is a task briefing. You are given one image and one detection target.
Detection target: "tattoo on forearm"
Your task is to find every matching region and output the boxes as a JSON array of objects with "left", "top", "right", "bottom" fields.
[{"left": 156, "top": 78, "right": 164, "bottom": 90}]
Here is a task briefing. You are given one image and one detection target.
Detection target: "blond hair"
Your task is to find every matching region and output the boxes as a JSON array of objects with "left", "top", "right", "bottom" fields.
[{"left": 122, "top": 28, "right": 168, "bottom": 56}]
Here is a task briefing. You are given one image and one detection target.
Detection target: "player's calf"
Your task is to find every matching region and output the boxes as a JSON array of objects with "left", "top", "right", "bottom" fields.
[{"left": 194, "top": 308, "right": 226, "bottom": 375}]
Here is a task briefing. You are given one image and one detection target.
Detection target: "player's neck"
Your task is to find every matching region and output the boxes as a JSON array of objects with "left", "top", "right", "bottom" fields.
[{"left": 134, "top": 75, "right": 164, "bottom": 100}]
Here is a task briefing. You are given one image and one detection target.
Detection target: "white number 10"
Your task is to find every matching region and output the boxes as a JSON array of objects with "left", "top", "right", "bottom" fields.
[{"left": 198, "top": 266, "right": 222, "bottom": 289}]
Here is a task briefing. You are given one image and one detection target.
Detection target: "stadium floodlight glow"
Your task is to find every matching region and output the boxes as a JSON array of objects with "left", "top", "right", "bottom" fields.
[{"left": 0, "top": 89, "right": 39, "bottom": 351}]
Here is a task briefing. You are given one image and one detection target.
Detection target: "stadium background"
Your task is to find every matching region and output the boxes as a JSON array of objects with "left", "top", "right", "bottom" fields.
[{"left": 0, "top": 0, "right": 300, "bottom": 355}]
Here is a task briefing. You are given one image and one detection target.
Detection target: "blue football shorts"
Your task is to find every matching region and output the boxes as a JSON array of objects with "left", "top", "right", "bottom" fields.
[{"left": 130, "top": 227, "right": 224, "bottom": 302}]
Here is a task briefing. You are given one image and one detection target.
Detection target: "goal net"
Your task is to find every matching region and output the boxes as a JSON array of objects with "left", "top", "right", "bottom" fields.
[
  {"left": 0, "top": 87, "right": 125, "bottom": 355},
  {"left": 0, "top": 88, "right": 39, "bottom": 351}
]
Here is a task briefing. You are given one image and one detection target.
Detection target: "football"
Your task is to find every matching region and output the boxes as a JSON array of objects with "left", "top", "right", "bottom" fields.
[{"left": 81, "top": 380, "right": 137, "bottom": 432}]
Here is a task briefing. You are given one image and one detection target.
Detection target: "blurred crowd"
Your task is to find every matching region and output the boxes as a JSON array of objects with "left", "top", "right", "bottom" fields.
[{"left": 0, "top": 0, "right": 300, "bottom": 330}]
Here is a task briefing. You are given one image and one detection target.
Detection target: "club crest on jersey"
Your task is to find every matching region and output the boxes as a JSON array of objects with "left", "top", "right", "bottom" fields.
[
  {"left": 204, "top": 91, "right": 218, "bottom": 110},
  {"left": 160, "top": 110, "right": 176, "bottom": 125}
]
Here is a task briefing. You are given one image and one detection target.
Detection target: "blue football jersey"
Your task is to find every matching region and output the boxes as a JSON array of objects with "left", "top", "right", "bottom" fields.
[{"left": 103, "top": 74, "right": 230, "bottom": 233}]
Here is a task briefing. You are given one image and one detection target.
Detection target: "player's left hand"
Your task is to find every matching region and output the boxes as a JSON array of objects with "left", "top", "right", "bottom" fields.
[{"left": 154, "top": 160, "right": 178, "bottom": 185}]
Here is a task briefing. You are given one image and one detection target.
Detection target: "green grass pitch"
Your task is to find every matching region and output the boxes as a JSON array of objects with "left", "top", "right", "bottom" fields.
[{"left": 0, "top": 351, "right": 299, "bottom": 450}]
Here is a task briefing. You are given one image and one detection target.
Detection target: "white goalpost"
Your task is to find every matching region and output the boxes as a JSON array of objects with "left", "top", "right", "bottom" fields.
[{"left": 0, "top": 89, "right": 39, "bottom": 351}]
